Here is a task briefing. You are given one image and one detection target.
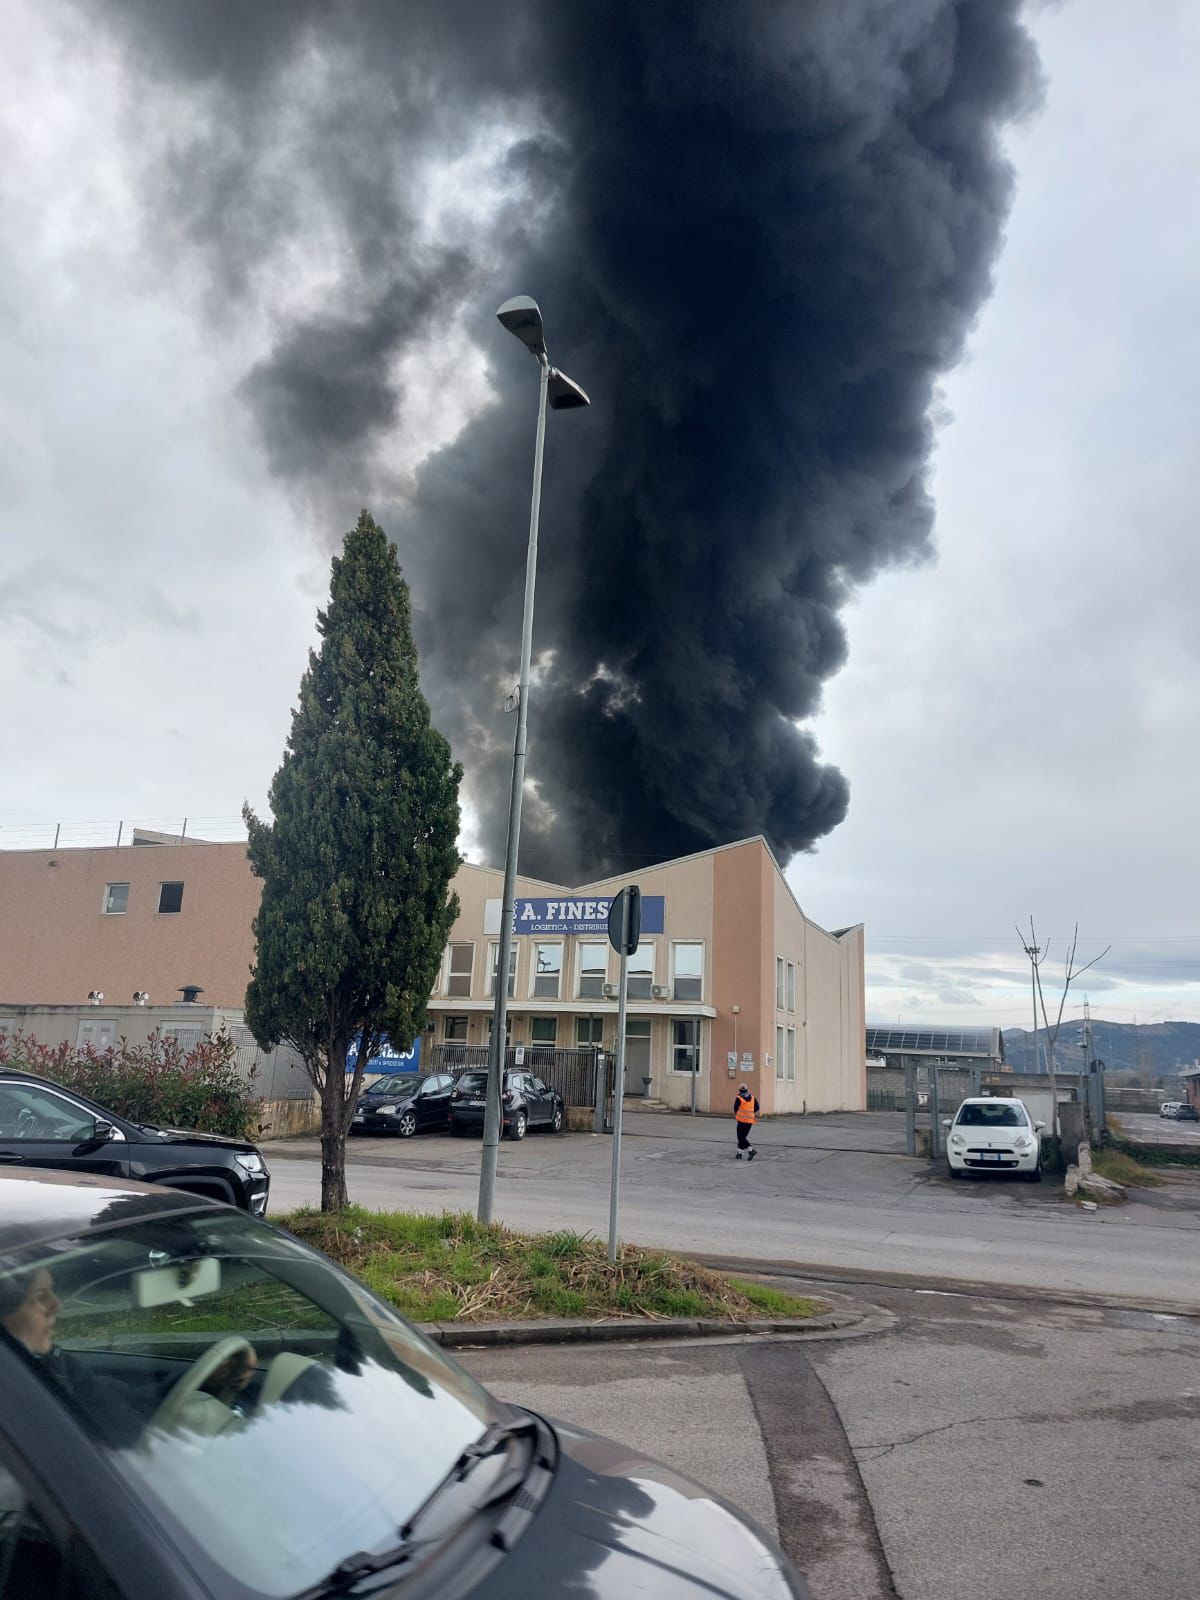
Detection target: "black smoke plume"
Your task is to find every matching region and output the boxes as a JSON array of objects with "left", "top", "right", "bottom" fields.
[{"left": 87, "top": 1, "right": 1038, "bottom": 880}]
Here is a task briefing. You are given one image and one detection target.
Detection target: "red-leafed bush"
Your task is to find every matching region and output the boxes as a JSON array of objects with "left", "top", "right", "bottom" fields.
[{"left": 0, "top": 1029, "right": 258, "bottom": 1139}]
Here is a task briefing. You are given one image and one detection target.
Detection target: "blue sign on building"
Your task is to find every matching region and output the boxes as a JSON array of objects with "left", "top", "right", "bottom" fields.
[
  {"left": 502, "top": 895, "right": 665, "bottom": 937},
  {"left": 347, "top": 1034, "right": 421, "bottom": 1076}
]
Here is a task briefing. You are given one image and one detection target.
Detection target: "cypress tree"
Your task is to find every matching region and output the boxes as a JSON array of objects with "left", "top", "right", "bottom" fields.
[{"left": 244, "top": 510, "right": 461, "bottom": 1210}]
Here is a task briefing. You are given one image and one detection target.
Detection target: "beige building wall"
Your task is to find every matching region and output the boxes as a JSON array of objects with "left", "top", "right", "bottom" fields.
[
  {"left": 1, "top": 833, "right": 865, "bottom": 1117},
  {"left": 0, "top": 842, "right": 260, "bottom": 1009}
]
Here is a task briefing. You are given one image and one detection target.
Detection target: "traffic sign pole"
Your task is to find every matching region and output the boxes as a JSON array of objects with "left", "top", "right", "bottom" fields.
[{"left": 607, "top": 943, "right": 629, "bottom": 1264}]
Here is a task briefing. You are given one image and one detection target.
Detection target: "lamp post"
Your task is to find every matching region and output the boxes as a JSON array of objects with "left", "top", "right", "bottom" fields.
[{"left": 478, "top": 296, "right": 589, "bottom": 1225}]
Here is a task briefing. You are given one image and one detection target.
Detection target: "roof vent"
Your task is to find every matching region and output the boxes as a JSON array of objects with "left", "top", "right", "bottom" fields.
[
  {"left": 178, "top": 985, "right": 204, "bottom": 1005},
  {"left": 87, "top": 991, "right": 104, "bottom": 1005},
  {"left": 133, "top": 991, "right": 150, "bottom": 1006}
]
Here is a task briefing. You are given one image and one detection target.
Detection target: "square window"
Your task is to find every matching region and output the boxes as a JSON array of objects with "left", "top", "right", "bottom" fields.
[
  {"left": 776, "top": 1026, "right": 785, "bottom": 1080},
  {"left": 533, "top": 943, "right": 562, "bottom": 999},
  {"left": 103, "top": 883, "right": 129, "bottom": 915},
  {"left": 443, "top": 1015, "right": 468, "bottom": 1042},
  {"left": 786, "top": 1027, "right": 796, "bottom": 1081},
  {"left": 158, "top": 882, "right": 184, "bottom": 915},
  {"left": 445, "top": 944, "right": 474, "bottom": 997},
  {"left": 787, "top": 961, "right": 796, "bottom": 1012},
  {"left": 530, "top": 1017, "right": 557, "bottom": 1044},
  {"left": 776, "top": 956, "right": 785, "bottom": 1010}
]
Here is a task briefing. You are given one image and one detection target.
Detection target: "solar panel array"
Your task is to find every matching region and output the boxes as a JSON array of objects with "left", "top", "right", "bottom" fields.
[{"left": 866, "top": 1026, "right": 998, "bottom": 1057}]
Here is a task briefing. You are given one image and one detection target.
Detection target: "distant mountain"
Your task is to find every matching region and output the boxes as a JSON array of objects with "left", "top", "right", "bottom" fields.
[{"left": 1003, "top": 1020, "right": 1200, "bottom": 1079}]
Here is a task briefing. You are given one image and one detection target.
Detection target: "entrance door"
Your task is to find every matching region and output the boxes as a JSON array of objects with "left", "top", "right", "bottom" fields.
[{"left": 625, "top": 1019, "right": 652, "bottom": 1097}]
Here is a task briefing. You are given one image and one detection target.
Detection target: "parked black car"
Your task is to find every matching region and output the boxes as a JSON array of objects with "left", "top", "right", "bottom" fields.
[
  {"left": 0, "top": 1169, "right": 809, "bottom": 1599},
  {"left": 0, "top": 1068, "right": 269, "bottom": 1213},
  {"left": 351, "top": 1072, "right": 456, "bottom": 1136},
  {"left": 448, "top": 1069, "right": 565, "bottom": 1140}
]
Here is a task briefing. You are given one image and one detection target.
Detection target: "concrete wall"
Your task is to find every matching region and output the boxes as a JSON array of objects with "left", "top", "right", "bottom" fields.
[{"left": 0, "top": 842, "right": 259, "bottom": 1008}]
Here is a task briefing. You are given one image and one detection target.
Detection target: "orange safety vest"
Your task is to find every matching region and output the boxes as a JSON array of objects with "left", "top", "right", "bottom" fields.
[{"left": 735, "top": 1095, "right": 757, "bottom": 1125}]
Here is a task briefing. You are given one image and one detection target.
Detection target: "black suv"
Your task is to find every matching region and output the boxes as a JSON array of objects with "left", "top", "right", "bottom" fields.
[
  {"left": 0, "top": 1069, "right": 269, "bottom": 1213},
  {"left": 448, "top": 1069, "right": 565, "bottom": 1140},
  {"left": 350, "top": 1073, "right": 456, "bottom": 1136}
]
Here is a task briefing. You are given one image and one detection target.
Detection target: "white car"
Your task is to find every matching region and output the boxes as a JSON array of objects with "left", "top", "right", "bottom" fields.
[{"left": 943, "top": 1097, "right": 1045, "bottom": 1182}]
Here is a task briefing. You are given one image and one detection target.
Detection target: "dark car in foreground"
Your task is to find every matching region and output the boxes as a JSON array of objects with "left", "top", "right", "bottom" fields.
[
  {"left": 0, "top": 1068, "right": 269, "bottom": 1214},
  {"left": 0, "top": 1170, "right": 809, "bottom": 1599},
  {"left": 351, "top": 1072, "right": 456, "bottom": 1136},
  {"left": 448, "top": 1069, "right": 564, "bottom": 1140}
]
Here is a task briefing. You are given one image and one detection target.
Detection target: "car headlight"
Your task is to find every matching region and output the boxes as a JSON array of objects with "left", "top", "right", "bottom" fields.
[
  {"left": 1013, "top": 1136, "right": 1033, "bottom": 1151},
  {"left": 377, "top": 1103, "right": 399, "bottom": 1116},
  {"left": 949, "top": 1134, "right": 966, "bottom": 1148},
  {"left": 235, "top": 1152, "right": 266, "bottom": 1177}
]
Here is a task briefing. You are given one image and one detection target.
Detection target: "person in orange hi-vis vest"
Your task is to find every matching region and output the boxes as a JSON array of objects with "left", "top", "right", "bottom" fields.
[{"left": 734, "top": 1084, "right": 760, "bottom": 1161}]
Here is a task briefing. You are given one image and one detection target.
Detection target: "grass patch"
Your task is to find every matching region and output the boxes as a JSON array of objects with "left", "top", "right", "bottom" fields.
[
  {"left": 1106, "top": 1135, "right": 1200, "bottom": 1171},
  {"left": 1092, "top": 1148, "right": 1163, "bottom": 1187},
  {"left": 281, "top": 1208, "right": 827, "bottom": 1325}
]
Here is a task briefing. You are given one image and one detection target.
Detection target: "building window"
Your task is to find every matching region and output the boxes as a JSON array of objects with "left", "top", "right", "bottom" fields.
[
  {"left": 787, "top": 961, "right": 796, "bottom": 1012},
  {"left": 671, "top": 942, "right": 703, "bottom": 1002},
  {"left": 443, "top": 1015, "right": 468, "bottom": 1042},
  {"left": 775, "top": 956, "right": 785, "bottom": 1010},
  {"left": 444, "top": 944, "right": 474, "bottom": 997},
  {"left": 672, "top": 1018, "right": 700, "bottom": 1073},
  {"left": 786, "top": 1027, "right": 796, "bottom": 1081},
  {"left": 530, "top": 1017, "right": 558, "bottom": 1044},
  {"left": 484, "top": 1015, "right": 512, "bottom": 1046},
  {"left": 533, "top": 943, "right": 562, "bottom": 998},
  {"left": 577, "top": 941, "right": 608, "bottom": 999},
  {"left": 576, "top": 1017, "right": 603, "bottom": 1046},
  {"left": 103, "top": 883, "right": 129, "bottom": 916},
  {"left": 625, "top": 943, "right": 655, "bottom": 1000},
  {"left": 489, "top": 942, "right": 517, "bottom": 998},
  {"left": 158, "top": 882, "right": 184, "bottom": 915},
  {"left": 775, "top": 1025, "right": 785, "bottom": 1080}
]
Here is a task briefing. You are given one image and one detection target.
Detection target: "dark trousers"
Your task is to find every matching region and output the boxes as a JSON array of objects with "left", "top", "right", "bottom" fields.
[{"left": 736, "top": 1121, "right": 752, "bottom": 1150}]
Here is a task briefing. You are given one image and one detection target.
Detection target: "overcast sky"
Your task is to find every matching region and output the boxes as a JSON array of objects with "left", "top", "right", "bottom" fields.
[{"left": 2, "top": 1, "right": 1197, "bottom": 1032}]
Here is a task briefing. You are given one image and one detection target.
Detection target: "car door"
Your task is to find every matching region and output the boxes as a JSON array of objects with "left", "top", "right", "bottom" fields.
[
  {"left": 0, "top": 1082, "right": 129, "bottom": 1180},
  {"left": 421, "top": 1075, "right": 453, "bottom": 1129},
  {"left": 527, "top": 1076, "right": 552, "bottom": 1125}
]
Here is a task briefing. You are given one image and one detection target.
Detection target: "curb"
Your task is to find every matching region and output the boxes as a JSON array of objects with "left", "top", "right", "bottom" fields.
[{"left": 419, "top": 1307, "right": 872, "bottom": 1349}]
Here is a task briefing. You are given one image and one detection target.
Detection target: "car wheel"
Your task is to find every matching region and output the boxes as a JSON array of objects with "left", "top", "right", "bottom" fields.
[
  {"left": 947, "top": 1161, "right": 962, "bottom": 1180},
  {"left": 551, "top": 1105, "right": 564, "bottom": 1134},
  {"left": 1027, "top": 1161, "right": 1042, "bottom": 1183},
  {"left": 398, "top": 1110, "right": 417, "bottom": 1138},
  {"left": 507, "top": 1110, "right": 528, "bottom": 1142}
]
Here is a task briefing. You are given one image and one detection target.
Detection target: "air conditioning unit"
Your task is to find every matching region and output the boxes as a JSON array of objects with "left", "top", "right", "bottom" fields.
[
  {"left": 602, "top": 983, "right": 618, "bottom": 998},
  {"left": 651, "top": 985, "right": 668, "bottom": 998}
]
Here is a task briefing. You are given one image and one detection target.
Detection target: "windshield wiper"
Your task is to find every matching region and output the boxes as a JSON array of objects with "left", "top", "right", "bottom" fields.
[{"left": 302, "top": 1417, "right": 543, "bottom": 1596}]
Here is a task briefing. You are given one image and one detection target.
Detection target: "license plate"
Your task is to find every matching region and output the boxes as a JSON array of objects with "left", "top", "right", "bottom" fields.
[
  {"left": 470, "top": 1099, "right": 485, "bottom": 1107},
  {"left": 983, "top": 1152, "right": 1002, "bottom": 1161}
]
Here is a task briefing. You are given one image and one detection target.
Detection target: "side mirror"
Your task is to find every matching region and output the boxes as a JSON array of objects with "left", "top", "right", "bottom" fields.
[
  {"left": 92, "top": 1119, "right": 116, "bottom": 1142},
  {"left": 1034, "top": 1120, "right": 1046, "bottom": 1132},
  {"left": 941, "top": 1118, "right": 952, "bottom": 1129}
]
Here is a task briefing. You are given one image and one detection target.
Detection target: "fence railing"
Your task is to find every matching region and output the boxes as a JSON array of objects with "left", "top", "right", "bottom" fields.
[{"left": 426, "top": 1043, "right": 601, "bottom": 1108}]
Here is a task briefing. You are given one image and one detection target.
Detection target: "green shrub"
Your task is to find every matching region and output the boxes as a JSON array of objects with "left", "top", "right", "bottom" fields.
[{"left": 0, "top": 1028, "right": 258, "bottom": 1139}]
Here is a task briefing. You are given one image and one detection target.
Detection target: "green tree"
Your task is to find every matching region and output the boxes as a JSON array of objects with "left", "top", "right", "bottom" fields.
[{"left": 244, "top": 511, "right": 461, "bottom": 1209}]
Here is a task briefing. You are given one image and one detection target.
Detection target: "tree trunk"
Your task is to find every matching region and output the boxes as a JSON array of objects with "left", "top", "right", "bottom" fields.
[{"left": 320, "top": 1041, "right": 350, "bottom": 1211}]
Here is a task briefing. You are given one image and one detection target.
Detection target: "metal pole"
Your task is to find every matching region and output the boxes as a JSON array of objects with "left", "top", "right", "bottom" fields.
[
  {"left": 1029, "top": 944, "right": 1040, "bottom": 1073},
  {"left": 607, "top": 947, "right": 629, "bottom": 1262},
  {"left": 478, "top": 359, "right": 550, "bottom": 1225},
  {"left": 690, "top": 1016, "right": 698, "bottom": 1115}
]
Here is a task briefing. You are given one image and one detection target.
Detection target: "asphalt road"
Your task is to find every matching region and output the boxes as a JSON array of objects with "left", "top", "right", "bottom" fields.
[
  {"left": 461, "top": 1283, "right": 1200, "bottom": 1600},
  {"left": 267, "top": 1111, "right": 1200, "bottom": 1310},
  {"left": 1117, "top": 1110, "right": 1200, "bottom": 1146}
]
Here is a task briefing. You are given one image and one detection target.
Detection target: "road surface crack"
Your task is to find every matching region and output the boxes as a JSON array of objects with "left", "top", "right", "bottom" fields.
[{"left": 853, "top": 1411, "right": 1031, "bottom": 1461}]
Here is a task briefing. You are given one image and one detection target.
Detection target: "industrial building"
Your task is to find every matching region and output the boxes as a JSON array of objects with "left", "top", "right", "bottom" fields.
[{"left": 0, "top": 831, "right": 866, "bottom": 1116}]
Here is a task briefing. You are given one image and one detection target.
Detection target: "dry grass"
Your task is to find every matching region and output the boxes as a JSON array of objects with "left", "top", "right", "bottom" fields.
[
  {"left": 283, "top": 1208, "right": 826, "bottom": 1325},
  {"left": 1091, "top": 1148, "right": 1162, "bottom": 1188}
]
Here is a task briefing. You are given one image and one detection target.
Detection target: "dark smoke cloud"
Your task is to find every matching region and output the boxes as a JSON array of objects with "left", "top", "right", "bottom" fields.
[{"left": 87, "top": 0, "right": 1039, "bottom": 881}]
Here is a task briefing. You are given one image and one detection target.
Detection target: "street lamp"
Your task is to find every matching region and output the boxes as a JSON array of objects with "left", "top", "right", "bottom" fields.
[{"left": 478, "top": 297, "right": 590, "bottom": 1225}]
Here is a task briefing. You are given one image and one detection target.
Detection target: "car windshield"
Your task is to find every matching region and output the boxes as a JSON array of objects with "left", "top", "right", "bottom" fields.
[
  {"left": 0, "top": 1206, "right": 497, "bottom": 1598},
  {"left": 956, "top": 1103, "right": 1027, "bottom": 1127},
  {"left": 455, "top": 1072, "right": 489, "bottom": 1094},
  {"left": 360, "top": 1078, "right": 397, "bottom": 1096}
]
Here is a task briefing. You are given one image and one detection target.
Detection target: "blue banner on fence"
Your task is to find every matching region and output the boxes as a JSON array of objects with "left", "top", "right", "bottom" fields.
[
  {"left": 347, "top": 1034, "right": 420, "bottom": 1075},
  {"left": 486, "top": 894, "right": 665, "bottom": 936}
]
